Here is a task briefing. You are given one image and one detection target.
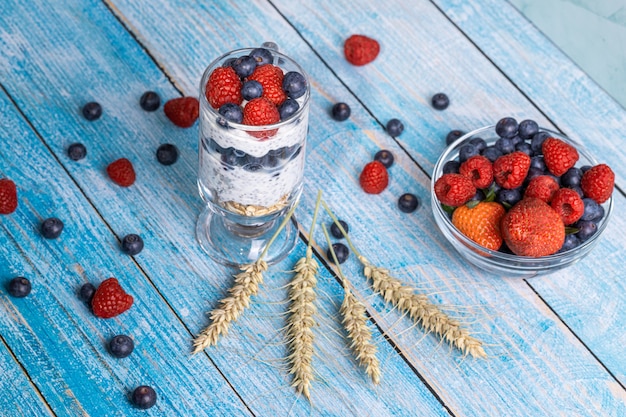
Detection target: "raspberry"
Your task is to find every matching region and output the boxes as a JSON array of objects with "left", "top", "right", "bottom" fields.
[
  {"left": 580, "top": 163, "right": 614, "bottom": 204},
  {"left": 242, "top": 98, "right": 280, "bottom": 139},
  {"left": 492, "top": 151, "right": 531, "bottom": 189},
  {"left": 359, "top": 161, "right": 389, "bottom": 194},
  {"left": 164, "top": 97, "right": 199, "bottom": 128},
  {"left": 524, "top": 175, "right": 560, "bottom": 203},
  {"left": 542, "top": 137, "right": 579, "bottom": 176},
  {"left": 344, "top": 34, "right": 380, "bottom": 66},
  {"left": 91, "top": 277, "right": 134, "bottom": 318},
  {"left": 434, "top": 173, "right": 476, "bottom": 207},
  {"left": 205, "top": 66, "right": 242, "bottom": 109},
  {"left": 0, "top": 178, "right": 18, "bottom": 214},
  {"left": 249, "top": 64, "right": 286, "bottom": 106},
  {"left": 550, "top": 188, "right": 584, "bottom": 225},
  {"left": 107, "top": 158, "right": 136, "bottom": 187},
  {"left": 459, "top": 155, "right": 493, "bottom": 189}
]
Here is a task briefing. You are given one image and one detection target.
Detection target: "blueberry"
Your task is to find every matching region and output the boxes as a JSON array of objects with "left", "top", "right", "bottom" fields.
[
  {"left": 260, "top": 153, "right": 279, "bottom": 169},
  {"left": 67, "top": 143, "right": 87, "bottom": 161},
  {"left": 386, "top": 119, "right": 404, "bottom": 137},
  {"left": 580, "top": 198, "right": 604, "bottom": 222},
  {"left": 398, "top": 193, "right": 419, "bottom": 213},
  {"left": 241, "top": 80, "right": 263, "bottom": 101},
  {"left": 525, "top": 167, "right": 544, "bottom": 182},
  {"left": 79, "top": 283, "right": 96, "bottom": 303},
  {"left": 558, "top": 234, "right": 580, "bottom": 253},
  {"left": 139, "top": 91, "right": 161, "bottom": 112},
  {"left": 481, "top": 146, "right": 502, "bottom": 162},
  {"left": 220, "top": 152, "right": 238, "bottom": 167},
  {"left": 580, "top": 165, "right": 592, "bottom": 174},
  {"left": 41, "top": 217, "right": 64, "bottom": 239},
  {"left": 82, "top": 102, "right": 102, "bottom": 121},
  {"left": 156, "top": 143, "right": 179, "bottom": 166},
  {"left": 530, "top": 155, "right": 545, "bottom": 171},
  {"left": 442, "top": 160, "right": 460, "bottom": 174},
  {"left": 374, "top": 150, "right": 394, "bottom": 168},
  {"left": 132, "top": 386, "right": 157, "bottom": 409},
  {"left": 569, "top": 186, "right": 584, "bottom": 198},
  {"left": 495, "top": 137, "right": 515, "bottom": 154},
  {"left": 218, "top": 103, "right": 243, "bottom": 124},
  {"left": 468, "top": 137, "right": 487, "bottom": 153},
  {"left": 431, "top": 93, "right": 449, "bottom": 110},
  {"left": 222, "top": 57, "right": 236, "bottom": 68},
  {"left": 518, "top": 119, "right": 539, "bottom": 139},
  {"left": 121, "top": 234, "right": 144, "bottom": 255},
  {"left": 510, "top": 135, "right": 523, "bottom": 146},
  {"left": 471, "top": 189, "right": 486, "bottom": 202},
  {"left": 496, "top": 188, "right": 522, "bottom": 208},
  {"left": 515, "top": 141, "right": 533, "bottom": 156},
  {"left": 445, "top": 129, "right": 465, "bottom": 145},
  {"left": 242, "top": 156, "right": 264, "bottom": 172},
  {"left": 282, "top": 71, "right": 307, "bottom": 99},
  {"left": 531, "top": 131, "right": 550, "bottom": 154},
  {"left": 279, "top": 98, "right": 300, "bottom": 120},
  {"left": 250, "top": 48, "right": 273, "bottom": 65},
  {"left": 495, "top": 117, "right": 518, "bottom": 138},
  {"left": 560, "top": 167, "right": 582, "bottom": 187},
  {"left": 330, "top": 220, "right": 349, "bottom": 239},
  {"left": 327, "top": 243, "right": 349, "bottom": 264},
  {"left": 8, "top": 277, "right": 31, "bottom": 298},
  {"left": 231, "top": 55, "right": 257, "bottom": 78},
  {"left": 458, "top": 143, "right": 479, "bottom": 162},
  {"left": 261, "top": 41, "right": 278, "bottom": 51},
  {"left": 109, "top": 335, "right": 134, "bottom": 358},
  {"left": 331, "top": 102, "right": 351, "bottom": 121},
  {"left": 574, "top": 220, "right": 597, "bottom": 242}
]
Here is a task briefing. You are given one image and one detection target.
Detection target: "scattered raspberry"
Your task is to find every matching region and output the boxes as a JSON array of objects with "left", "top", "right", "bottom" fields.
[
  {"left": 205, "top": 66, "right": 243, "bottom": 109},
  {"left": 492, "top": 151, "right": 531, "bottom": 189},
  {"left": 580, "top": 163, "right": 614, "bottom": 204},
  {"left": 91, "top": 277, "right": 134, "bottom": 318},
  {"left": 459, "top": 155, "right": 493, "bottom": 189},
  {"left": 359, "top": 161, "right": 389, "bottom": 194},
  {"left": 0, "top": 178, "right": 18, "bottom": 214},
  {"left": 243, "top": 97, "right": 280, "bottom": 139},
  {"left": 344, "top": 35, "right": 380, "bottom": 66},
  {"left": 107, "top": 158, "right": 136, "bottom": 187},
  {"left": 164, "top": 97, "right": 199, "bottom": 128},
  {"left": 434, "top": 173, "right": 476, "bottom": 207},
  {"left": 248, "top": 64, "right": 286, "bottom": 106},
  {"left": 542, "top": 137, "right": 579, "bottom": 176},
  {"left": 524, "top": 175, "right": 560, "bottom": 203},
  {"left": 550, "top": 188, "right": 584, "bottom": 225},
  {"left": 452, "top": 201, "right": 505, "bottom": 251}
]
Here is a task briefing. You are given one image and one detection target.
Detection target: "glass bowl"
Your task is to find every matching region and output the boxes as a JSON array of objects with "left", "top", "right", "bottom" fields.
[{"left": 430, "top": 125, "right": 613, "bottom": 278}]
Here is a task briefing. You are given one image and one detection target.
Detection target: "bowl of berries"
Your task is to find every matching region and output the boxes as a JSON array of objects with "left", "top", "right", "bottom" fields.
[{"left": 431, "top": 118, "right": 614, "bottom": 277}]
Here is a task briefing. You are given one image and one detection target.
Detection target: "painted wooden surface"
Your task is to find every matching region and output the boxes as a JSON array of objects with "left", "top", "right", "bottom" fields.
[{"left": 0, "top": 0, "right": 625, "bottom": 416}]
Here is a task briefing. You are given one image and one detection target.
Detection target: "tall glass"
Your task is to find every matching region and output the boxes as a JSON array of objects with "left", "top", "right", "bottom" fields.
[{"left": 196, "top": 48, "right": 310, "bottom": 266}]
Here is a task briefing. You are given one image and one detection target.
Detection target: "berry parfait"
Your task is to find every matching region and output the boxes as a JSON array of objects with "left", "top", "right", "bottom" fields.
[{"left": 197, "top": 46, "right": 310, "bottom": 266}]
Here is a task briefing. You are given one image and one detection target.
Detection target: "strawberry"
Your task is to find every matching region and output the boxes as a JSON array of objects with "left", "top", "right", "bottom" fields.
[
  {"left": 205, "top": 66, "right": 243, "bottom": 109},
  {"left": 542, "top": 137, "right": 579, "bottom": 176},
  {"left": 0, "top": 178, "right": 18, "bottom": 214},
  {"left": 359, "top": 160, "right": 389, "bottom": 194},
  {"left": 501, "top": 197, "right": 565, "bottom": 257},
  {"left": 524, "top": 175, "right": 560, "bottom": 203},
  {"left": 550, "top": 187, "right": 584, "bottom": 225},
  {"left": 344, "top": 35, "right": 380, "bottom": 66},
  {"left": 459, "top": 155, "right": 493, "bottom": 189},
  {"left": 91, "top": 277, "right": 134, "bottom": 318},
  {"left": 434, "top": 173, "right": 476, "bottom": 207},
  {"left": 580, "top": 163, "right": 614, "bottom": 204},
  {"left": 248, "top": 64, "right": 286, "bottom": 106},
  {"left": 452, "top": 201, "right": 505, "bottom": 251},
  {"left": 107, "top": 158, "right": 136, "bottom": 187},
  {"left": 164, "top": 97, "right": 199, "bottom": 128},
  {"left": 492, "top": 151, "right": 531, "bottom": 189}
]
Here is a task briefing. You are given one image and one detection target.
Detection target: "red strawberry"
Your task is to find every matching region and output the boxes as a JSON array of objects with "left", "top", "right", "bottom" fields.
[
  {"left": 164, "top": 97, "right": 199, "bottom": 128},
  {"left": 580, "top": 163, "right": 614, "bottom": 204},
  {"left": 542, "top": 137, "right": 579, "bottom": 176},
  {"left": 0, "top": 178, "right": 18, "bottom": 214},
  {"left": 459, "top": 155, "right": 493, "bottom": 189},
  {"left": 107, "top": 158, "right": 136, "bottom": 187},
  {"left": 359, "top": 161, "right": 389, "bottom": 194},
  {"left": 344, "top": 35, "right": 380, "bottom": 66},
  {"left": 550, "top": 187, "right": 584, "bottom": 225},
  {"left": 434, "top": 173, "right": 476, "bottom": 207},
  {"left": 243, "top": 98, "right": 280, "bottom": 139},
  {"left": 205, "top": 66, "right": 243, "bottom": 109},
  {"left": 492, "top": 151, "right": 531, "bottom": 189},
  {"left": 524, "top": 175, "right": 560, "bottom": 203},
  {"left": 248, "top": 64, "right": 286, "bottom": 106},
  {"left": 91, "top": 277, "right": 134, "bottom": 318}
]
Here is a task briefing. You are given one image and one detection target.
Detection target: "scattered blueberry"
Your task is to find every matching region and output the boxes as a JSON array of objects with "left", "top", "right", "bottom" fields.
[
  {"left": 331, "top": 102, "right": 351, "bottom": 121},
  {"left": 231, "top": 55, "right": 257, "bottom": 78},
  {"left": 109, "top": 335, "right": 135, "bottom": 358},
  {"left": 495, "top": 117, "right": 518, "bottom": 138},
  {"left": 386, "top": 119, "right": 404, "bottom": 137},
  {"left": 156, "top": 143, "right": 179, "bottom": 166},
  {"left": 442, "top": 160, "right": 460, "bottom": 174},
  {"left": 580, "top": 198, "right": 604, "bottom": 221},
  {"left": 241, "top": 80, "right": 263, "bottom": 101},
  {"left": 515, "top": 141, "right": 533, "bottom": 156},
  {"left": 374, "top": 150, "right": 394, "bottom": 168},
  {"left": 398, "top": 193, "right": 419, "bottom": 213},
  {"left": 218, "top": 103, "right": 243, "bottom": 124},
  {"left": 7, "top": 277, "right": 31, "bottom": 298},
  {"left": 560, "top": 167, "right": 582, "bottom": 187},
  {"left": 41, "top": 217, "right": 64, "bottom": 239},
  {"left": 518, "top": 119, "right": 539, "bottom": 139},
  {"left": 250, "top": 48, "right": 273, "bottom": 65},
  {"left": 530, "top": 131, "right": 550, "bottom": 154},
  {"left": 574, "top": 220, "right": 597, "bottom": 242},
  {"left": 481, "top": 146, "right": 502, "bottom": 162},
  {"left": 458, "top": 143, "right": 479, "bottom": 162},
  {"left": 79, "top": 283, "right": 96, "bottom": 303},
  {"left": 82, "top": 102, "right": 102, "bottom": 121},
  {"left": 121, "top": 234, "right": 144, "bottom": 255},
  {"left": 495, "top": 137, "right": 515, "bottom": 154},
  {"left": 327, "top": 243, "right": 349, "bottom": 264},
  {"left": 330, "top": 220, "right": 349, "bottom": 239},
  {"left": 431, "top": 93, "right": 449, "bottom": 110},
  {"left": 445, "top": 130, "right": 465, "bottom": 145},
  {"left": 282, "top": 71, "right": 307, "bottom": 99},
  {"left": 279, "top": 99, "right": 300, "bottom": 120},
  {"left": 558, "top": 234, "right": 580, "bottom": 253},
  {"left": 139, "top": 91, "right": 161, "bottom": 112},
  {"left": 496, "top": 188, "right": 522, "bottom": 208},
  {"left": 67, "top": 143, "right": 87, "bottom": 161},
  {"left": 132, "top": 385, "right": 157, "bottom": 409}
]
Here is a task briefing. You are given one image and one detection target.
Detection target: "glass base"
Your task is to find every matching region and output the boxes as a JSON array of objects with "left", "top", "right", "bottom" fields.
[{"left": 196, "top": 206, "right": 298, "bottom": 267}]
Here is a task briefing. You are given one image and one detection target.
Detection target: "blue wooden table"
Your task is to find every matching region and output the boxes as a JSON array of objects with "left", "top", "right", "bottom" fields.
[{"left": 1, "top": 1, "right": 625, "bottom": 416}]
